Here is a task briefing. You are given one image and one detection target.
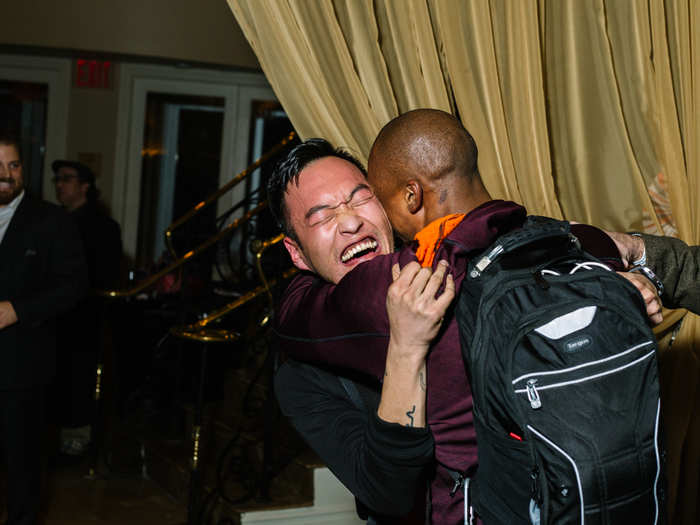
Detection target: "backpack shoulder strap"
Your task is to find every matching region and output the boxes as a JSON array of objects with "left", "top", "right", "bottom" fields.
[{"left": 469, "top": 216, "right": 575, "bottom": 278}]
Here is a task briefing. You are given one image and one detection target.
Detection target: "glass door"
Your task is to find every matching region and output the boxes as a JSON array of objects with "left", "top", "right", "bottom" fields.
[{"left": 137, "top": 93, "right": 225, "bottom": 271}]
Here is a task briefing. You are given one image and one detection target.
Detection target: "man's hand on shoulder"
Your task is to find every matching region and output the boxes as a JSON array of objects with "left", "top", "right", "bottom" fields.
[
  {"left": 604, "top": 231, "right": 645, "bottom": 269},
  {"left": 385, "top": 260, "right": 455, "bottom": 361},
  {"left": 0, "top": 301, "right": 18, "bottom": 330},
  {"left": 379, "top": 260, "right": 455, "bottom": 427}
]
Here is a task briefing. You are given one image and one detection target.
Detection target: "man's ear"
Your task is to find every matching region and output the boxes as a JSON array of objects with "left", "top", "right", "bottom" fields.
[
  {"left": 405, "top": 180, "right": 423, "bottom": 215},
  {"left": 283, "top": 236, "right": 312, "bottom": 272}
]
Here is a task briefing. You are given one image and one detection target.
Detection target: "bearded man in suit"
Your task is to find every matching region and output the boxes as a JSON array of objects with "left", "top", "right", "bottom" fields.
[{"left": 0, "top": 136, "right": 87, "bottom": 525}]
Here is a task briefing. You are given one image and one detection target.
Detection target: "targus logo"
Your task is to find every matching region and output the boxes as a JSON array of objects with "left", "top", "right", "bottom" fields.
[
  {"left": 25, "top": 248, "right": 37, "bottom": 256},
  {"left": 564, "top": 335, "right": 592, "bottom": 353}
]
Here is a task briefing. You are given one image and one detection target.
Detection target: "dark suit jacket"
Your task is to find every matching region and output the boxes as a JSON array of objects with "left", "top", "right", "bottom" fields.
[
  {"left": 642, "top": 233, "right": 700, "bottom": 314},
  {"left": 56, "top": 202, "right": 122, "bottom": 355},
  {"left": 0, "top": 195, "right": 88, "bottom": 389}
]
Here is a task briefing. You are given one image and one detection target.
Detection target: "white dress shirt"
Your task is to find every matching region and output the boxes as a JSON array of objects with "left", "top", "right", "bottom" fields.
[{"left": 0, "top": 190, "right": 25, "bottom": 245}]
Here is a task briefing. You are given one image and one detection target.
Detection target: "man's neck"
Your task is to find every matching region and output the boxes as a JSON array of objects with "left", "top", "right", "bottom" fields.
[
  {"left": 425, "top": 193, "right": 492, "bottom": 227},
  {"left": 0, "top": 190, "right": 25, "bottom": 210}
]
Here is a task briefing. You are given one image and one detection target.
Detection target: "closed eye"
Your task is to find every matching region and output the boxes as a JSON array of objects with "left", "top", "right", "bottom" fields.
[
  {"left": 350, "top": 187, "right": 374, "bottom": 207},
  {"left": 305, "top": 184, "right": 375, "bottom": 227},
  {"left": 308, "top": 210, "right": 335, "bottom": 227}
]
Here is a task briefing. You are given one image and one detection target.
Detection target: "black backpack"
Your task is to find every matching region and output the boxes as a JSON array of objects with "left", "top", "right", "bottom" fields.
[{"left": 455, "top": 216, "right": 664, "bottom": 525}]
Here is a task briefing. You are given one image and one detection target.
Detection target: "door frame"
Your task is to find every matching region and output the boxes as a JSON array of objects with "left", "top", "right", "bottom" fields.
[
  {"left": 114, "top": 63, "right": 274, "bottom": 259},
  {"left": 0, "top": 54, "right": 71, "bottom": 202}
]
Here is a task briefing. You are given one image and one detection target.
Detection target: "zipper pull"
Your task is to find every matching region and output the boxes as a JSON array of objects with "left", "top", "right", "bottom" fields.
[
  {"left": 526, "top": 379, "right": 542, "bottom": 409},
  {"left": 450, "top": 472, "right": 464, "bottom": 496},
  {"left": 469, "top": 245, "right": 504, "bottom": 278}
]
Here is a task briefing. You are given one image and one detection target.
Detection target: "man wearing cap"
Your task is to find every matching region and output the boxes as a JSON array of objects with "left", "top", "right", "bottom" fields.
[{"left": 51, "top": 160, "right": 122, "bottom": 455}]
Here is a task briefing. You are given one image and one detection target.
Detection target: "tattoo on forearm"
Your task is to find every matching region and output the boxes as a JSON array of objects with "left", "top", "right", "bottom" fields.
[
  {"left": 419, "top": 371, "right": 426, "bottom": 392},
  {"left": 405, "top": 405, "right": 416, "bottom": 427}
]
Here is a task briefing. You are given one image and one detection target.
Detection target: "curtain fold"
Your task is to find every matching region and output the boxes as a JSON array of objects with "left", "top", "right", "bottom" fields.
[
  {"left": 647, "top": 2, "right": 700, "bottom": 522},
  {"left": 230, "top": 0, "right": 380, "bottom": 156},
  {"left": 432, "top": 0, "right": 562, "bottom": 217},
  {"left": 334, "top": 0, "right": 398, "bottom": 126},
  {"left": 375, "top": 0, "right": 452, "bottom": 112},
  {"left": 229, "top": 2, "right": 699, "bottom": 522}
]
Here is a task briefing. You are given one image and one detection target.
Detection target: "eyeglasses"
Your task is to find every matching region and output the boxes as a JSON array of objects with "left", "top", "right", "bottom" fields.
[{"left": 52, "top": 174, "right": 79, "bottom": 183}]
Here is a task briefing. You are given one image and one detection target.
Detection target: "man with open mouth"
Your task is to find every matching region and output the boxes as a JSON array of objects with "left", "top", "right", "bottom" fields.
[{"left": 271, "top": 138, "right": 438, "bottom": 523}]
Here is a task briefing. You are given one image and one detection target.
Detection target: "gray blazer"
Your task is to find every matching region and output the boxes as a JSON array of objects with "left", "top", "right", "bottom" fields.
[{"left": 641, "top": 233, "right": 699, "bottom": 314}]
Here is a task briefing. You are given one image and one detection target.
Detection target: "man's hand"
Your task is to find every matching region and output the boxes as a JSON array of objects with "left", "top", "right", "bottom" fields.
[
  {"left": 604, "top": 231, "right": 645, "bottom": 269},
  {"left": 618, "top": 272, "right": 663, "bottom": 325},
  {"left": 378, "top": 260, "right": 455, "bottom": 427},
  {"left": 0, "top": 301, "right": 18, "bottom": 330},
  {"left": 386, "top": 260, "right": 455, "bottom": 362}
]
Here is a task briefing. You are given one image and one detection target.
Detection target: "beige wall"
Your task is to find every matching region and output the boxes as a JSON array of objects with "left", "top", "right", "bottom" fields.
[
  {"left": 64, "top": 66, "right": 120, "bottom": 212},
  {"left": 2, "top": 1, "right": 266, "bottom": 250},
  {"left": 2, "top": 0, "right": 261, "bottom": 216},
  {"left": 1, "top": 0, "right": 258, "bottom": 69}
]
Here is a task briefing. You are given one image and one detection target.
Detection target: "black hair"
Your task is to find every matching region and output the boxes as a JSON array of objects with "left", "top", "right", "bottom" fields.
[
  {"left": 0, "top": 134, "right": 22, "bottom": 158},
  {"left": 267, "top": 138, "right": 366, "bottom": 241}
]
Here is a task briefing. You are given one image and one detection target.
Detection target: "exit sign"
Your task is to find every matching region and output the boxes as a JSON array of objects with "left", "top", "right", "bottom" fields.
[{"left": 75, "top": 59, "right": 113, "bottom": 89}]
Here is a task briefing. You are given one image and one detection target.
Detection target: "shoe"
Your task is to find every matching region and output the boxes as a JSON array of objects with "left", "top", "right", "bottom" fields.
[
  {"left": 60, "top": 437, "right": 89, "bottom": 456},
  {"left": 59, "top": 425, "right": 92, "bottom": 456}
]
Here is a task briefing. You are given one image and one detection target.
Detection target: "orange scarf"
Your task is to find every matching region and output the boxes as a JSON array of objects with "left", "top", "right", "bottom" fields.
[{"left": 413, "top": 213, "right": 465, "bottom": 267}]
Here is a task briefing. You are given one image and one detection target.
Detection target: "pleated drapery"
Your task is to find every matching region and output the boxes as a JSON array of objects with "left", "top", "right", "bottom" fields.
[{"left": 229, "top": 1, "right": 699, "bottom": 522}]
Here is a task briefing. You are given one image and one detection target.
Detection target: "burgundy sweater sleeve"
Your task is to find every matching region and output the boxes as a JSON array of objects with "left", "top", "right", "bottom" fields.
[
  {"left": 274, "top": 248, "right": 419, "bottom": 380},
  {"left": 274, "top": 221, "right": 620, "bottom": 381}
]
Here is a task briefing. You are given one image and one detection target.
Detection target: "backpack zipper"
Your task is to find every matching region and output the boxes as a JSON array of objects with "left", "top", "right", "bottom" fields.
[
  {"left": 526, "top": 379, "right": 542, "bottom": 409},
  {"left": 469, "top": 244, "right": 504, "bottom": 278},
  {"left": 513, "top": 340, "right": 654, "bottom": 385},
  {"left": 469, "top": 272, "right": 651, "bottom": 430},
  {"left": 514, "top": 344, "right": 655, "bottom": 409}
]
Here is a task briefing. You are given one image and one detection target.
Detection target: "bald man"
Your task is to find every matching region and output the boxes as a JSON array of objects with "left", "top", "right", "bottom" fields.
[
  {"left": 272, "top": 110, "right": 656, "bottom": 523},
  {"left": 367, "top": 109, "right": 490, "bottom": 244}
]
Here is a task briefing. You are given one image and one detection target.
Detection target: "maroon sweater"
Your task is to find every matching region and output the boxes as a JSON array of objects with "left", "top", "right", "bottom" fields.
[{"left": 275, "top": 200, "right": 621, "bottom": 523}]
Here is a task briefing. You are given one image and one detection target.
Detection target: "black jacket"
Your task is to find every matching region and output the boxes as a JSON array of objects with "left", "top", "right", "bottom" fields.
[
  {"left": 275, "top": 358, "right": 433, "bottom": 523},
  {"left": 0, "top": 195, "right": 88, "bottom": 388},
  {"left": 56, "top": 201, "right": 122, "bottom": 353}
]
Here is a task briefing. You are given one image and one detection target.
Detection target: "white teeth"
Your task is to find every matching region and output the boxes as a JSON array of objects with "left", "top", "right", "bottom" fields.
[{"left": 341, "top": 239, "right": 378, "bottom": 262}]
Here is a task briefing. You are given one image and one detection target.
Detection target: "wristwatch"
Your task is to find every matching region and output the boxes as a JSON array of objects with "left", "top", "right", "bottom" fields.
[{"left": 629, "top": 265, "right": 664, "bottom": 297}]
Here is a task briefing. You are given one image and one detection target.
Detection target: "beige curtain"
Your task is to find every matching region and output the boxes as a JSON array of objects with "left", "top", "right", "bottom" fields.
[
  {"left": 647, "top": 2, "right": 700, "bottom": 522},
  {"left": 229, "top": 1, "right": 699, "bottom": 522}
]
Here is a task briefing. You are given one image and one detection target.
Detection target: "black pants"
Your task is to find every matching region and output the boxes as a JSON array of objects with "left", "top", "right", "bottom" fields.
[{"left": 0, "top": 387, "right": 44, "bottom": 525}]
